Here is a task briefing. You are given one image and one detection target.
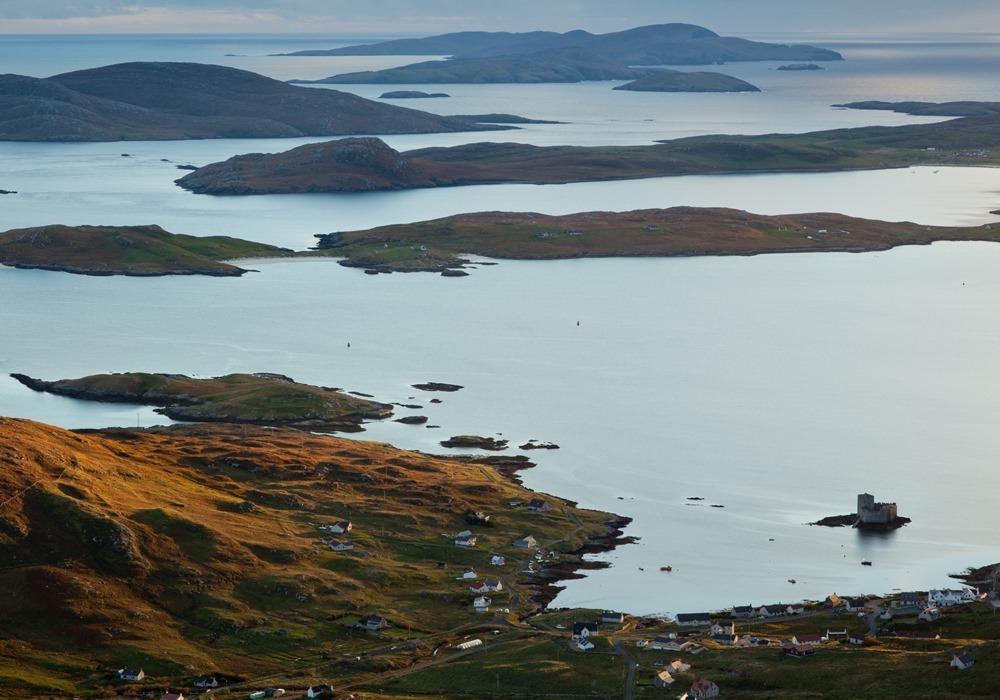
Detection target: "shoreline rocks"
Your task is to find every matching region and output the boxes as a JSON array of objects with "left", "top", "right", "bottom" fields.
[{"left": 440, "top": 435, "right": 509, "bottom": 451}]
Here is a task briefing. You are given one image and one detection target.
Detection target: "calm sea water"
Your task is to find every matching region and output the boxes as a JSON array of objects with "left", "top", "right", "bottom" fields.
[{"left": 3, "top": 33, "right": 1000, "bottom": 613}]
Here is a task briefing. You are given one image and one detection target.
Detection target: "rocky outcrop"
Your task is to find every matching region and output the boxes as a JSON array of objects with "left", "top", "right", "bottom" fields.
[
  {"left": 440, "top": 435, "right": 509, "bottom": 451},
  {"left": 614, "top": 69, "right": 760, "bottom": 93},
  {"left": 380, "top": 91, "right": 450, "bottom": 99},
  {"left": 412, "top": 382, "right": 463, "bottom": 392}
]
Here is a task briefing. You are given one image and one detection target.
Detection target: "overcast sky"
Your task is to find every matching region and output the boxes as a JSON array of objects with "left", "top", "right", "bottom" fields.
[{"left": 2, "top": 0, "right": 1000, "bottom": 35}]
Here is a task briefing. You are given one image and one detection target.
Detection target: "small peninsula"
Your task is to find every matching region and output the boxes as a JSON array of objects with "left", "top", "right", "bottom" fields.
[
  {"left": 0, "top": 224, "right": 289, "bottom": 277},
  {"left": 176, "top": 115, "right": 1000, "bottom": 195},
  {"left": 614, "top": 69, "right": 760, "bottom": 93},
  {"left": 0, "top": 62, "right": 511, "bottom": 141},
  {"left": 380, "top": 90, "right": 450, "bottom": 99},
  {"left": 11, "top": 372, "right": 392, "bottom": 432},
  {"left": 836, "top": 100, "right": 1000, "bottom": 117}
]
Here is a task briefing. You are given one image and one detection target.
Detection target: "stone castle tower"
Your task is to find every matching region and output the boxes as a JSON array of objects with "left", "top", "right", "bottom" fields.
[{"left": 857, "top": 493, "right": 898, "bottom": 525}]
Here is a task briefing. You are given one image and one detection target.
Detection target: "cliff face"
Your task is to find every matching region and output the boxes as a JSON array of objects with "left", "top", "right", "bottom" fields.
[{"left": 0, "top": 62, "right": 507, "bottom": 141}]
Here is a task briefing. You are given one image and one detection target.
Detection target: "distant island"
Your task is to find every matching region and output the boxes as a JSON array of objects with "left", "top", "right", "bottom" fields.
[
  {"left": 175, "top": 115, "right": 1000, "bottom": 195},
  {"left": 309, "top": 207, "right": 1000, "bottom": 273},
  {"left": 778, "top": 63, "right": 825, "bottom": 71},
  {"left": 0, "top": 62, "right": 516, "bottom": 141},
  {"left": 287, "top": 24, "right": 840, "bottom": 85},
  {"left": 11, "top": 372, "right": 392, "bottom": 432},
  {"left": 277, "top": 22, "right": 842, "bottom": 64},
  {"left": 614, "top": 69, "right": 760, "bottom": 93},
  {"left": 0, "top": 224, "right": 289, "bottom": 276},
  {"left": 836, "top": 100, "right": 1000, "bottom": 117},
  {"left": 380, "top": 90, "right": 451, "bottom": 99}
]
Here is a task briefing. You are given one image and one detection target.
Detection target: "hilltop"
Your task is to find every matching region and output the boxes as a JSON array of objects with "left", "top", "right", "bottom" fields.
[
  {"left": 0, "top": 417, "right": 623, "bottom": 697},
  {"left": 0, "top": 224, "right": 289, "bottom": 277},
  {"left": 310, "top": 207, "right": 1000, "bottom": 272},
  {"left": 11, "top": 372, "right": 392, "bottom": 432},
  {"left": 175, "top": 115, "right": 1000, "bottom": 195},
  {"left": 0, "top": 62, "right": 512, "bottom": 141},
  {"left": 279, "top": 23, "right": 842, "bottom": 65}
]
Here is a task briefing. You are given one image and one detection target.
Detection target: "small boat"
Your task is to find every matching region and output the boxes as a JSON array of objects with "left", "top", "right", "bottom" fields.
[
  {"left": 661, "top": 565, "right": 673, "bottom": 572},
  {"left": 861, "top": 560, "right": 873, "bottom": 566},
  {"left": 787, "top": 578, "right": 797, "bottom": 584}
]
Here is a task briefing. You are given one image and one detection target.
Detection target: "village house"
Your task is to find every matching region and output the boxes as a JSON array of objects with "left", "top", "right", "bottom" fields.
[
  {"left": 327, "top": 539, "right": 354, "bottom": 552},
  {"left": 490, "top": 554, "right": 506, "bottom": 566},
  {"left": 360, "top": 615, "right": 389, "bottom": 632},
  {"left": 668, "top": 659, "right": 691, "bottom": 673},
  {"left": 650, "top": 637, "right": 691, "bottom": 652},
  {"left": 307, "top": 685, "right": 334, "bottom": 698},
  {"left": 462, "top": 567, "right": 477, "bottom": 579},
  {"left": 468, "top": 581, "right": 490, "bottom": 594},
  {"left": 512, "top": 535, "right": 538, "bottom": 549},
  {"left": 193, "top": 676, "right": 219, "bottom": 688},
  {"left": 474, "top": 595, "right": 492, "bottom": 612},
  {"left": 117, "top": 668, "right": 145, "bottom": 682},
  {"left": 328, "top": 520, "right": 352, "bottom": 535},
  {"left": 575, "top": 637, "right": 595, "bottom": 651},
  {"left": 758, "top": 603, "right": 802, "bottom": 618},
  {"left": 690, "top": 679, "right": 720, "bottom": 699},
  {"left": 893, "top": 591, "right": 924, "bottom": 609},
  {"left": 653, "top": 670, "right": 675, "bottom": 688},
  {"left": 918, "top": 607, "right": 942, "bottom": 622},
  {"left": 161, "top": 693, "right": 184, "bottom": 700},
  {"left": 601, "top": 611, "right": 626, "bottom": 625},
  {"left": 825, "top": 594, "right": 843, "bottom": 609},
  {"left": 676, "top": 612, "right": 711, "bottom": 626},
  {"left": 454, "top": 530, "right": 478, "bottom": 548},
  {"left": 792, "top": 633, "right": 822, "bottom": 646},
  {"left": 731, "top": 605, "right": 754, "bottom": 618},
  {"left": 783, "top": 643, "right": 816, "bottom": 658},
  {"left": 710, "top": 621, "right": 737, "bottom": 644},
  {"left": 526, "top": 498, "right": 551, "bottom": 513},
  {"left": 843, "top": 597, "right": 868, "bottom": 612},
  {"left": 485, "top": 579, "right": 503, "bottom": 592},
  {"left": 929, "top": 588, "right": 977, "bottom": 607},
  {"left": 825, "top": 629, "right": 848, "bottom": 642},
  {"left": 951, "top": 653, "right": 975, "bottom": 670},
  {"left": 848, "top": 635, "right": 865, "bottom": 646},
  {"left": 572, "top": 622, "right": 600, "bottom": 639}
]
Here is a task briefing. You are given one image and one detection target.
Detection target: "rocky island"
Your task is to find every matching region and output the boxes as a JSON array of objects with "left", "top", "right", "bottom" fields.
[
  {"left": 836, "top": 100, "right": 1000, "bottom": 117},
  {"left": 812, "top": 493, "right": 911, "bottom": 531},
  {"left": 309, "top": 207, "right": 1000, "bottom": 273},
  {"left": 0, "top": 224, "right": 290, "bottom": 277},
  {"left": 614, "top": 69, "right": 760, "bottom": 93},
  {"left": 175, "top": 114, "right": 1000, "bottom": 195},
  {"left": 379, "top": 90, "right": 451, "bottom": 98},
  {"left": 778, "top": 63, "right": 825, "bottom": 71},
  {"left": 11, "top": 372, "right": 393, "bottom": 432},
  {"left": 0, "top": 62, "right": 515, "bottom": 141}
]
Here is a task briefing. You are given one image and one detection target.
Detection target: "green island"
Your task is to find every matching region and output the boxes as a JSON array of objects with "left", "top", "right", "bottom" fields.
[
  {"left": 0, "top": 224, "right": 290, "bottom": 277},
  {"left": 10, "top": 372, "right": 393, "bottom": 431},
  {"left": 313, "top": 207, "right": 1000, "bottom": 273},
  {"left": 614, "top": 70, "right": 760, "bottom": 93},
  {"left": 2, "top": 415, "right": 999, "bottom": 699},
  {"left": 175, "top": 115, "right": 1000, "bottom": 195}
]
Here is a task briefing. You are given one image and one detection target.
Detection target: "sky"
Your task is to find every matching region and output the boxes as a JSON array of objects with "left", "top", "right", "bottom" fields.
[{"left": 2, "top": 0, "right": 1000, "bottom": 35}]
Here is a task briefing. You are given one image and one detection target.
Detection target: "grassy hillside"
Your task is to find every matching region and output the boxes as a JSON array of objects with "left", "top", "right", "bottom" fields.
[
  {"left": 0, "top": 418, "right": 621, "bottom": 697},
  {"left": 11, "top": 372, "right": 392, "bottom": 431},
  {"left": 0, "top": 224, "right": 290, "bottom": 276},
  {"left": 312, "top": 207, "right": 1000, "bottom": 273}
]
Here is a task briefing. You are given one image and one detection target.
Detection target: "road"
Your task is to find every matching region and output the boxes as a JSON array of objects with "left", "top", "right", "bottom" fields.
[{"left": 613, "top": 639, "right": 638, "bottom": 700}]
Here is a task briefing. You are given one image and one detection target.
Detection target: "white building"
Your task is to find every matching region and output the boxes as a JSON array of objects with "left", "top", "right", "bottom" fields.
[{"left": 928, "top": 588, "right": 977, "bottom": 607}]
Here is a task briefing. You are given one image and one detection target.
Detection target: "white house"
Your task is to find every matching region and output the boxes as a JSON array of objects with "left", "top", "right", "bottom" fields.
[
  {"left": 328, "top": 520, "right": 352, "bottom": 535},
  {"left": 469, "top": 581, "right": 490, "bottom": 594},
  {"left": 307, "top": 685, "right": 333, "bottom": 698},
  {"left": 572, "top": 622, "right": 599, "bottom": 639},
  {"left": 455, "top": 530, "right": 478, "bottom": 548},
  {"left": 929, "top": 588, "right": 977, "bottom": 607},
  {"left": 118, "top": 668, "right": 145, "bottom": 682},
  {"left": 462, "top": 568, "right": 477, "bottom": 580},
  {"left": 843, "top": 598, "right": 867, "bottom": 612},
  {"left": 951, "top": 653, "right": 975, "bottom": 670},
  {"left": 918, "top": 607, "right": 942, "bottom": 622},
  {"left": 193, "top": 676, "right": 218, "bottom": 688},
  {"left": 474, "top": 596, "right": 491, "bottom": 612},
  {"left": 485, "top": 579, "right": 503, "bottom": 592},
  {"left": 456, "top": 639, "right": 483, "bottom": 651},
  {"left": 575, "top": 638, "right": 595, "bottom": 651},
  {"left": 668, "top": 659, "right": 691, "bottom": 673},
  {"left": 327, "top": 540, "right": 354, "bottom": 552},
  {"left": 490, "top": 554, "right": 506, "bottom": 566},
  {"left": 710, "top": 621, "right": 737, "bottom": 644},
  {"left": 601, "top": 611, "right": 625, "bottom": 625}
]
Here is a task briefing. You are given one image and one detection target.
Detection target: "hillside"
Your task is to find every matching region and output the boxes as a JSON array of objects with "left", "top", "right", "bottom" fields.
[
  {"left": 614, "top": 69, "right": 760, "bottom": 93},
  {"left": 0, "top": 62, "right": 510, "bottom": 141},
  {"left": 297, "top": 47, "right": 644, "bottom": 85},
  {"left": 311, "top": 207, "right": 1000, "bottom": 272},
  {"left": 175, "top": 116, "right": 1000, "bottom": 195},
  {"left": 278, "top": 23, "right": 843, "bottom": 65},
  {"left": 11, "top": 372, "right": 392, "bottom": 432},
  {"left": 0, "top": 417, "right": 623, "bottom": 697},
  {"left": 0, "top": 224, "right": 289, "bottom": 277}
]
